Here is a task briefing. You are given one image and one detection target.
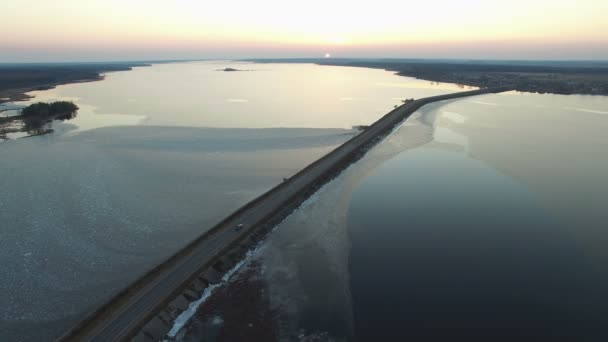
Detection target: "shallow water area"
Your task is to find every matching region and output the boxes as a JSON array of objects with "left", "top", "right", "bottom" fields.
[{"left": 0, "top": 61, "right": 463, "bottom": 341}]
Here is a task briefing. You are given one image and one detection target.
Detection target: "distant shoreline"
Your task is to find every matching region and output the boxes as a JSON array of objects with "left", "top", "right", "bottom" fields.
[
  {"left": 245, "top": 58, "right": 608, "bottom": 96},
  {"left": 3, "top": 59, "right": 607, "bottom": 104},
  {"left": 0, "top": 63, "right": 149, "bottom": 105}
]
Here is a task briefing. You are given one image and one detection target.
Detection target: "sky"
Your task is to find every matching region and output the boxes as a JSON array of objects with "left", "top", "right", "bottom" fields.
[{"left": 1, "top": 0, "right": 608, "bottom": 62}]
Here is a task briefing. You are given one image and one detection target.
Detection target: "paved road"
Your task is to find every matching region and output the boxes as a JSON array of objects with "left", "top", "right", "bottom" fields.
[{"left": 60, "top": 87, "right": 511, "bottom": 341}]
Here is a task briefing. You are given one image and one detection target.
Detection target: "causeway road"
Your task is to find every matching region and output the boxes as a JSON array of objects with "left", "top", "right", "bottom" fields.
[{"left": 60, "top": 86, "right": 512, "bottom": 341}]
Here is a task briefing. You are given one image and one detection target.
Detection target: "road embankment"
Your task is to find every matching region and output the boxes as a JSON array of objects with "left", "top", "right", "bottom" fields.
[{"left": 60, "top": 86, "right": 512, "bottom": 342}]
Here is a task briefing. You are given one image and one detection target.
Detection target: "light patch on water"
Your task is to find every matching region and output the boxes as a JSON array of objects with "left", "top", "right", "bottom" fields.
[
  {"left": 225, "top": 98, "right": 249, "bottom": 103},
  {"left": 469, "top": 100, "right": 501, "bottom": 106},
  {"left": 210, "top": 315, "right": 224, "bottom": 325},
  {"left": 340, "top": 97, "right": 370, "bottom": 101},
  {"left": 440, "top": 110, "right": 468, "bottom": 124},
  {"left": 9, "top": 92, "right": 146, "bottom": 137},
  {"left": 375, "top": 82, "right": 420, "bottom": 88},
  {"left": 58, "top": 103, "right": 147, "bottom": 136},
  {"left": 5, "top": 131, "right": 29, "bottom": 140},
  {"left": 375, "top": 82, "right": 455, "bottom": 90},
  {"left": 433, "top": 126, "right": 469, "bottom": 149},
  {"left": 566, "top": 107, "right": 608, "bottom": 115},
  {"left": 3, "top": 109, "right": 22, "bottom": 117},
  {"left": 297, "top": 330, "right": 334, "bottom": 341}
]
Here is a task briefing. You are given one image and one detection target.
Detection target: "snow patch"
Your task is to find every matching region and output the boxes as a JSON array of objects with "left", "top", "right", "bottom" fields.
[{"left": 166, "top": 246, "right": 262, "bottom": 338}]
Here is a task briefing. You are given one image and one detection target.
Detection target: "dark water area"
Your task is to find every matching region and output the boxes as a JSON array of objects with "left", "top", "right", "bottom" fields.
[
  {"left": 348, "top": 149, "right": 608, "bottom": 341},
  {"left": 178, "top": 92, "right": 608, "bottom": 341}
]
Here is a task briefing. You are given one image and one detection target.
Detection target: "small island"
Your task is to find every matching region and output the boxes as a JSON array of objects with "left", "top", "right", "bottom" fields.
[
  {"left": 217, "top": 67, "right": 249, "bottom": 72},
  {"left": 20, "top": 101, "right": 79, "bottom": 120},
  {"left": 1, "top": 101, "right": 79, "bottom": 139}
]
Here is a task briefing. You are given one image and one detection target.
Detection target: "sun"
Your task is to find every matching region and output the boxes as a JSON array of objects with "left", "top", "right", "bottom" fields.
[{"left": 324, "top": 53, "right": 331, "bottom": 58}]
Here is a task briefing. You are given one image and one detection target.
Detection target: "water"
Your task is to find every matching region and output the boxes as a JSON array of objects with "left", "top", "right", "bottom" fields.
[
  {"left": 348, "top": 93, "right": 608, "bottom": 340},
  {"left": 7, "top": 61, "right": 466, "bottom": 133},
  {"left": 0, "top": 62, "right": 462, "bottom": 341},
  {"left": 349, "top": 149, "right": 603, "bottom": 340},
  {"left": 182, "top": 91, "right": 608, "bottom": 341}
]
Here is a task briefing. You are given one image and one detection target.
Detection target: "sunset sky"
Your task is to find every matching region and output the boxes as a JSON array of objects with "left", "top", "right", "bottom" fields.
[{"left": 2, "top": 0, "right": 607, "bottom": 62}]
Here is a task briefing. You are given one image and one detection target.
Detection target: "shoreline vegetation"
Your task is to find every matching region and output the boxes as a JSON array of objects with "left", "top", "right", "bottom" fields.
[
  {"left": 0, "top": 62, "right": 149, "bottom": 105},
  {"left": 1, "top": 59, "right": 606, "bottom": 112},
  {"left": 246, "top": 58, "right": 608, "bottom": 95},
  {"left": 0, "top": 101, "right": 79, "bottom": 140}
]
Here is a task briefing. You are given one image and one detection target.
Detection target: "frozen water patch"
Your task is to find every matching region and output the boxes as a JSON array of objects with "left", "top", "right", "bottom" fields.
[
  {"left": 170, "top": 164, "right": 356, "bottom": 341},
  {"left": 441, "top": 110, "right": 468, "bottom": 123},
  {"left": 297, "top": 330, "right": 335, "bottom": 341},
  {"left": 469, "top": 100, "right": 501, "bottom": 106},
  {"left": 167, "top": 246, "right": 265, "bottom": 338},
  {"left": 566, "top": 107, "right": 608, "bottom": 115},
  {"left": 210, "top": 315, "right": 224, "bottom": 325},
  {"left": 434, "top": 127, "right": 469, "bottom": 149}
]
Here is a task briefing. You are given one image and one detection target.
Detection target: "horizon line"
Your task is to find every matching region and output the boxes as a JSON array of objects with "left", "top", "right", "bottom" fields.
[{"left": 2, "top": 57, "right": 608, "bottom": 65}]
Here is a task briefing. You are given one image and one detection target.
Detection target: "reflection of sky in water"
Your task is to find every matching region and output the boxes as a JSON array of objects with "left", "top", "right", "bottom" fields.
[
  {"left": 348, "top": 148, "right": 603, "bottom": 339},
  {"left": 176, "top": 90, "right": 608, "bottom": 341},
  {"left": 432, "top": 110, "right": 469, "bottom": 149},
  {"left": 565, "top": 107, "right": 608, "bottom": 115},
  {"left": 345, "top": 91, "right": 608, "bottom": 340},
  {"left": 1, "top": 109, "right": 22, "bottom": 117},
  {"left": 433, "top": 126, "right": 469, "bottom": 148},
  {"left": 6, "top": 61, "right": 466, "bottom": 135},
  {"left": 6, "top": 92, "right": 145, "bottom": 136},
  {"left": 0, "top": 125, "right": 353, "bottom": 341},
  {"left": 440, "top": 110, "right": 468, "bottom": 123}
]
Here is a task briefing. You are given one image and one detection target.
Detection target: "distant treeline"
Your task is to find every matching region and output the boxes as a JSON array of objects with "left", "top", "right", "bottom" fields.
[
  {"left": 247, "top": 58, "right": 608, "bottom": 95},
  {"left": 0, "top": 63, "right": 149, "bottom": 94}
]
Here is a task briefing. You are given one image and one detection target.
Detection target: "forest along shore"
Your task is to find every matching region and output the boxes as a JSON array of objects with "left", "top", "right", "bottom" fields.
[
  {"left": 0, "top": 63, "right": 149, "bottom": 104},
  {"left": 247, "top": 58, "right": 608, "bottom": 95}
]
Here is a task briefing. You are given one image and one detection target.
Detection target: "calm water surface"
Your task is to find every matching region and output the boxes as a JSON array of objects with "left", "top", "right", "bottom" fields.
[
  {"left": 4, "top": 61, "right": 465, "bottom": 132},
  {"left": 201, "top": 91, "right": 608, "bottom": 341},
  {"left": 349, "top": 92, "right": 608, "bottom": 340},
  {"left": 0, "top": 62, "right": 462, "bottom": 341}
]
